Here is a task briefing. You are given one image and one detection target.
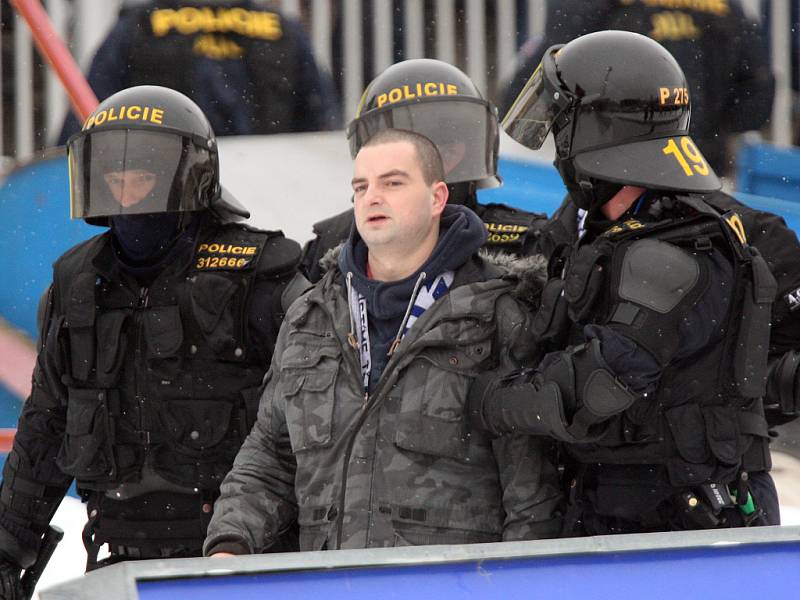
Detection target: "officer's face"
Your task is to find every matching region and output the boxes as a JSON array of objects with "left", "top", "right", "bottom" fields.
[
  {"left": 352, "top": 141, "right": 447, "bottom": 252},
  {"left": 103, "top": 169, "right": 157, "bottom": 208}
]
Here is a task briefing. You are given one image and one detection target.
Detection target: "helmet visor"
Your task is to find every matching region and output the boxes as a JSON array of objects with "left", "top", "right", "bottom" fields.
[
  {"left": 347, "top": 97, "right": 499, "bottom": 187},
  {"left": 68, "top": 129, "right": 213, "bottom": 220},
  {"left": 502, "top": 62, "right": 558, "bottom": 150}
]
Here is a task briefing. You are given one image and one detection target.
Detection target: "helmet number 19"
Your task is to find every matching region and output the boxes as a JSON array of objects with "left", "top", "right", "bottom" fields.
[{"left": 662, "top": 137, "right": 709, "bottom": 177}]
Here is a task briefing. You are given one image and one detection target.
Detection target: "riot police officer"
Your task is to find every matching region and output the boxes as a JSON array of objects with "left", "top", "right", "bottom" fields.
[
  {"left": 299, "top": 58, "right": 548, "bottom": 282},
  {"left": 470, "top": 31, "right": 778, "bottom": 534},
  {"left": 0, "top": 86, "right": 304, "bottom": 592}
]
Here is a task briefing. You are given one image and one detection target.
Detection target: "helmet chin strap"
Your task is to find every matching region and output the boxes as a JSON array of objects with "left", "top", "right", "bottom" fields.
[{"left": 446, "top": 181, "right": 478, "bottom": 208}]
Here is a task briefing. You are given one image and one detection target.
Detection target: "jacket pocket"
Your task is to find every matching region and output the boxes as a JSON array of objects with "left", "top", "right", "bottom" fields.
[
  {"left": 189, "top": 273, "right": 243, "bottom": 357},
  {"left": 389, "top": 501, "right": 502, "bottom": 547},
  {"left": 56, "top": 388, "right": 115, "bottom": 480},
  {"left": 95, "top": 311, "right": 128, "bottom": 384},
  {"left": 297, "top": 504, "right": 332, "bottom": 551},
  {"left": 280, "top": 342, "right": 340, "bottom": 452},
  {"left": 394, "top": 342, "right": 491, "bottom": 461}
]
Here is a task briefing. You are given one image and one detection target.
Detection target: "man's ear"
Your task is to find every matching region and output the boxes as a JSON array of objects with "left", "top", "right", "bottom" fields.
[{"left": 431, "top": 181, "right": 448, "bottom": 216}]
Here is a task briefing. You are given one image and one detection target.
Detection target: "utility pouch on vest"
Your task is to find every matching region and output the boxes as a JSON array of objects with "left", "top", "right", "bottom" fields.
[
  {"left": 733, "top": 246, "right": 777, "bottom": 398},
  {"left": 532, "top": 278, "right": 569, "bottom": 344},
  {"left": 564, "top": 242, "right": 611, "bottom": 323},
  {"left": 66, "top": 273, "right": 98, "bottom": 381}
]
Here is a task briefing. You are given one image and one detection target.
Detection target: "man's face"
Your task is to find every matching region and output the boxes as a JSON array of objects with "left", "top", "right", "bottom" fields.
[
  {"left": 103, "top": 169, "right": 157, "bottom": 208},
  {"left": 352, "top": 141, "right": 446, "bottom": 251}
]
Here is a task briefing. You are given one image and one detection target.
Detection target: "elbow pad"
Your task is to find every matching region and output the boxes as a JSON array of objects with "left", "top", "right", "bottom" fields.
[{"left": 765, "top": 351, "right": 800, "bottom": 421}]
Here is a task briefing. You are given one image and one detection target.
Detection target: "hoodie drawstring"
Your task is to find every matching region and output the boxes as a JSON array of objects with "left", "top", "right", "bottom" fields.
[{"left": 345, "top": 271, "right": 358, "bottom": 350}]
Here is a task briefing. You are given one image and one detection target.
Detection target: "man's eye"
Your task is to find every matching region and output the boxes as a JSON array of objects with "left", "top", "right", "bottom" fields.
[
  {"left": 386, "top": 180, "right": 403, "bottom": 187},
  {"left": 353, "top": 185, "right": 366, "bottom": 194}
]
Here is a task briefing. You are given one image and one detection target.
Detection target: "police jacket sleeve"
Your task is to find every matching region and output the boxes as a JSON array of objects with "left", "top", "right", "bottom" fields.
[
  {"left": 488, "top": 294, "right": 563, "bottom": 540},
  {"left": 203, "top": 322, "right": 298, "bottom": 556},
  {"left": 471, "top": 243, "right": 734, "bottom": 442},
  {"left": 0, "top": 286, "right": 73, "bottom": 569},
  {"left": 246, "top": 234, "right": 304, "bottom": 363}
]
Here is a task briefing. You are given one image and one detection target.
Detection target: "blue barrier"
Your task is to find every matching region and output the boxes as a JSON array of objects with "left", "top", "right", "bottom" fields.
[
  {"left": 737, "top": 142, "right": 800, "bottom": 204},
  {"left": 40, "top": 527, "right": 800, "bottom": 600}
]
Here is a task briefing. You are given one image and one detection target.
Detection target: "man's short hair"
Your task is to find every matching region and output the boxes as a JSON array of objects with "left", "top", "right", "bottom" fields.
[{"left": 362, "top": 129, "right": 444, "bottom": 185}]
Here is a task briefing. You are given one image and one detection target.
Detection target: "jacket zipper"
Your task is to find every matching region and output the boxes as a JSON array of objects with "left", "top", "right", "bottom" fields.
[{"left": 135, "top": 286, "right": 150, "bottom": 446}]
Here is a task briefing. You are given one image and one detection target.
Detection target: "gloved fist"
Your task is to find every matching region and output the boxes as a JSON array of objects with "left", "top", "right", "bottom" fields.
[{"left": 0, "top": 559, "right": 23, "bottom": 600}]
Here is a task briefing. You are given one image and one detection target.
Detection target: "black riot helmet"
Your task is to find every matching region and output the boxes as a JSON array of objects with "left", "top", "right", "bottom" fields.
[
  {"left": 67, "top": 85, "right": 248, "bottom": 225},
  {"left": 347, "top": 59, "right": 501, "bottom": 190},
  {"left": 503, "top": 30, "right": 721, "bottom": 209}
]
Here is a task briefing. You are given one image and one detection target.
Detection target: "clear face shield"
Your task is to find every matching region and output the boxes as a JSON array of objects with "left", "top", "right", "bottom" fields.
[
  {"left": 502, "top": 49, "right": 568, "bottom": 151},
  {"left": 346, "top": 97, "right": 499, "bottom": 188},
  {"left": 68, "top": 128, "right": 214, "bottom": 220}
]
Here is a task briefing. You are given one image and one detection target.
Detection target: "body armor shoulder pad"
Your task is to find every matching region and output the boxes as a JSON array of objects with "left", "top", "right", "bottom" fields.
[
  {"left": 619, "top": 238, "right": 700, "bottom": 314},
  {"left": 478, "top": 202, "right": 548, "bottom": 226},
  {"left": 201, "top": 222, "right": 301, "bottom": 278}
]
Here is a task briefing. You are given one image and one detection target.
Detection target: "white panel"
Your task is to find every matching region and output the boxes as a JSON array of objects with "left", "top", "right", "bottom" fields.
[
  {"left": 374, "top": 0, "right": 394, "bottom": 72},
  {"left": 465, "top": 0, "right": 487, "bottom": 94},
  {"left": 14, "top": 13, "right": 34, "bottom": 159},
  {"left": 343, "top": 1, "right": 364, "bottom": 122},
  {"left": 435, "top": 0, "right": 456, "bottom": 64},
  {"left": 311, "top": 0, "right": 332, "bottom": 72},
  {"left": 404, "top": 0, "right": 424, "bottom": 59}
]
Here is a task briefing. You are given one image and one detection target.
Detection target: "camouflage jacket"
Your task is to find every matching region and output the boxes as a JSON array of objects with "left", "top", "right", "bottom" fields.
[{"left": 203, "top": 253, "right": 562, "bottom": 554}]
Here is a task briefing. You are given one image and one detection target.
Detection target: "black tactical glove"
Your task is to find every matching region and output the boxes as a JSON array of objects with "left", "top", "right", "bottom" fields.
[{"left": 0, "top": 559, "right": 23, "bottom": 600}]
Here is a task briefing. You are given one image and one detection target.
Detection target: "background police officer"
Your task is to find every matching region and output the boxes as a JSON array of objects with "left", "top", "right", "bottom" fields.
[
  {"left": 501, "top": 0, "right": 774, "bottom": 175},
  {"left": 0, "top": 86, "right": 304, "bottom": 594},
  {"left": 58, "top": 0, "right": 339, "bottom": 144},
  {"left": 471, "top": 31, "right": 778, "bottom": 534},
  {"left": 299, "top": 58, "right": 548, "bottom": 283}
]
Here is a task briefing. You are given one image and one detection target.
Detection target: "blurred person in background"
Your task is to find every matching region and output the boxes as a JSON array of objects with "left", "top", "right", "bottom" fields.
[
  {"left": 501, "top": 0, "right": 774, "bottom": 176},
  {"left": 58, "top": 0, "right": 340, "bottom": 144}
]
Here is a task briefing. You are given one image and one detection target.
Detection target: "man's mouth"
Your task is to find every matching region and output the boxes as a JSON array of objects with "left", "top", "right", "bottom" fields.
[{"left": 366, "top": 214, "right": 388, "bottom": 224}]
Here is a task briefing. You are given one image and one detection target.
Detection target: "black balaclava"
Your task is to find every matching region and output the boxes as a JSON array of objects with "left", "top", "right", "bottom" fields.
[
  {"left": 555, "top": 156, "right": 622, "bottom": 212},
  {"left": 111, "top": 213, "right": 183, "bottom": 265}
]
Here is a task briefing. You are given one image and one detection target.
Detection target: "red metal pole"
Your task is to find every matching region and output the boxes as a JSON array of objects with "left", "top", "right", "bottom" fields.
[{"left": 10, "top": 0, "right": 98, "bottom": 122}]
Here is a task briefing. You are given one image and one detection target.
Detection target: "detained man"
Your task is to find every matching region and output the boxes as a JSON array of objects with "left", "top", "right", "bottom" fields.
[{"left": 204, "top": 129, "right": 562, "bottom": 555}]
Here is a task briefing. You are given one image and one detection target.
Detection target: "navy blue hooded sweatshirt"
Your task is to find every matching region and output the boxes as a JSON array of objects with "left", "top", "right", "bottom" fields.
[{"left": 337, "top": 204, "right": 487, "bottom": 392}]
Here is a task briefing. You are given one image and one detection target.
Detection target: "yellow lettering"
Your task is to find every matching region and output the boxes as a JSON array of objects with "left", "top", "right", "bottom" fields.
[
  {"left": 208, "top": 244, "right": 220, "bottom": 252},
  {"left": 388, "top": 88, "right": 403, "bottom": 104},
  {"left": 142, "top": 107, "right": 150, "bottom": 121},
  {"left": 198, "top": 243, "right": 209, "bottom": 252},
  {"left": 424, "top": 82, "right": 438, "bottom": 96},
  {"left": 150, "top": 9, "right": 176, "bottom": 37},
  {"left": 244, "top": 246, "right": 257, "bottom": 256},
  {"left": 127, "top": 105, "right": 141, "bottom": 120},
  {"left": 659, "top": 87, "right": 670, "bottom": 105},
  {"left": 94, "top": 110, "right": 107, "bottom": 126},
  {"left": 106, "top": 107, "right": 119, "bottom": 122},
  {"left": 377, "top": 93, "right": 388, "bottom": 108},
  {"left": 725, "top": 214, "right": 747, "bottom": 244},
  {"left": 403, "top": 85, "right": 416, "bottom": 100},
  {"left": 175, "top": 7, "right": 201, "bottom": 35},
  {"left": 231, "top": 246, "right": 243, "bottom": 255},
  {"left": 150, "top": 108, "right": 164, "bottom": 125},
  {"left": 82, "top": 115, "right": 95, "bottom": 130},
  {"left": 446, "top": 84, "right": 457, "bottom": 95}
]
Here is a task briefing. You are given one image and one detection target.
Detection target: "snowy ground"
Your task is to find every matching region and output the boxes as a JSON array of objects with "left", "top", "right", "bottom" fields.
[{"left": 31, "top": 451, "right": 800, "bottom": 599}]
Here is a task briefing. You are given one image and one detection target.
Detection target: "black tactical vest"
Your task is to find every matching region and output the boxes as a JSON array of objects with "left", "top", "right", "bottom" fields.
[
  {"left": 475, "top": 202, "right": 547, "bottom": 255},
  {"left": 126, "top": 2, "right": 301, "bottom": 134},
  {"left": 53, "top": 221, "right": 284, "bottom": 492},
  {"left": 561, "top": 196, "right": 775, "bottom": 488}
]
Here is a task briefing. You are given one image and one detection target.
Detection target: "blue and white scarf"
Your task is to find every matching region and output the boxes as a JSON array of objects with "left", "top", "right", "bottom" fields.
[{"left": 349, "top": 270, "right": 454, "bottom": 391}]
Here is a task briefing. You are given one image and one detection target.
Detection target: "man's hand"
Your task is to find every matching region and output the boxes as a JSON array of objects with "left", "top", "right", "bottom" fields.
[
  {"left": 0, "top": 559, "right": 23, "bottom": 600},
  {"left": 209, "top": 552, "right": 237, "bottom": 559}
]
